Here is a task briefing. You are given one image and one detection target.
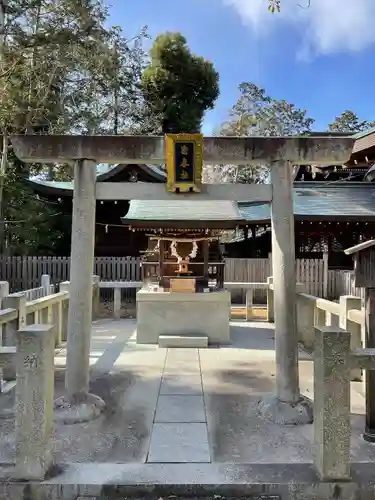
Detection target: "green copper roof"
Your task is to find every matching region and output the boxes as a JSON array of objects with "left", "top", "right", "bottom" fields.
[
  {"left": 31, "top": 180, "right": 73, "bottom": 190},
  {"left": 122, "top": 200, "right": 243, "bottom": 222},
  {"left": 238, "top": 182, "right": 375, "bottom": 222},
  {"left": 353, "top": 127, "right": 375, "bottom": 140},
  {"left": 121, "top": 183, "right": 375, "bottom": 223}
]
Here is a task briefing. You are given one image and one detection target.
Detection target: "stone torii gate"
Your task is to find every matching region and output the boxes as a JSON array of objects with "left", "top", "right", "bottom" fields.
[{"left": 12, "top": 134, "right": 354, "bottom": 425}]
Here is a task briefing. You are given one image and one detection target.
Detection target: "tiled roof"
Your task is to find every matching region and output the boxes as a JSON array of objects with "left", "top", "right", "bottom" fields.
[
  {"left": 352, "top": 127, "right": 375, "bottom": 154},
  {"left": 353, "top": 127, "right": 375, "bottom": 139},
  {"left": 28, "top": 164, "right": 166, "bottom": 191},
  {"left": 122, "top": 200, "right": 243, "bottom": 222},
  {"left": 238, "top": 182, "right": 375, "bottom": 222}
]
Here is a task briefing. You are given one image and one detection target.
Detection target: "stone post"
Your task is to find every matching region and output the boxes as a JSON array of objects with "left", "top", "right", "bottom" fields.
[
  {"left": 39, "top": 305, "right": 52, "bottom": 325},
  {"left": 296, "top": 294, "right": 315, "bottom": 350},
  {"left": 266, "top": 276, "right": 274, "bottom": 323},
  {"left": 326, "top": 311, "right": 339, "bottom": 327},
  {"left": 315, "top": 307, "right": 326, "bottom": 328},
  {"left": 92, "top": 275, "right": 100, "bottom": 320},
  {"left": 340, "top": 295, "right": 362, "bottom": 381},
  {"left": 113, "top": 287, "right": 121, "bottom": 320},
  {"left": 54, "top": 160, "right": 105, "bottom": 423},
  {"left": 2, "top": 293, "right": 26, "bottom": 380},
  {"left": 245, "top": 289, "right": 253, "bottom": 321},
  {"left": 15, "top": 324, "right": 55, "bottom": 480},
  {"left": 52, "top": 301, "right": 63, "bottom": 347},
  {"left": 0, "top": 281, "right": 9, "bottom": 309},
  {"left": 259, "top": 161, "right": 313, "bottom": 425},
  {"left": 59, "top": 282, "right": 70, "bottom": 342},
  {"left": 41, "top": 274, "right": 51, "bottom": 297},
  {"left": 314, "top": 325, "right": 351, "bottom": 480}
]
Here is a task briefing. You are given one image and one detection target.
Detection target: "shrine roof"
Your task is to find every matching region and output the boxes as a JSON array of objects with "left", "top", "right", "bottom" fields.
[
  {"left": 27, "top": 163, "right": 166, "bottom": 195},
  {"left": 238, "top": 182, "right": 375, "bottom": 223},
  {"left": 121, "top": 200, "right": 244, "bottom": 229}
]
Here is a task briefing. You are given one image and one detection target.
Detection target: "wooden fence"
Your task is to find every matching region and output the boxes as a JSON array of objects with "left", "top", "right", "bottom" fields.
[
  {"left": 0, "top": 255, "right": 362, "bottom": 301},
  {"left": 225, "top": 257, "right": 327, "bottom": 302},
  {"left": 0, "top": 256, "right": 142, "bottom": 292}
]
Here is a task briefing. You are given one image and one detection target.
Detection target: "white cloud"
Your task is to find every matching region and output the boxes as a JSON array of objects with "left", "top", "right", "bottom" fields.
[{"left": 223, "top": 0, "right": 375, "bottom": 55}]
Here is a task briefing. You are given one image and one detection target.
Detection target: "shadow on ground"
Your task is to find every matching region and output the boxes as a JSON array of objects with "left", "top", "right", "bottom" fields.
[{"left": 0, "top": 319, "right": 373, "bottom": 467}]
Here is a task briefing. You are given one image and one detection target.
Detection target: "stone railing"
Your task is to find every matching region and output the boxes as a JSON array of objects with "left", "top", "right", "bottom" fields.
[
  {"left": 314, "top": 325, "right": 375, "bottom": 481},
  {"left": 99, "top": 281, "right": 142, "bottom": 319},
  {"left": 225, "top": 281, "right": 269, "bottom": 320},
  {"left": 0, "top": 288, "right": 70, "bottom": 381},
  {"left": 0, "top": 276, "right": 101, "bottom": 479},
  {"left": 99, "top": 280, "right": 270, "bottom": 321},
  {"left": 267, "top": 277, "right": 365, "bottom": 381}
]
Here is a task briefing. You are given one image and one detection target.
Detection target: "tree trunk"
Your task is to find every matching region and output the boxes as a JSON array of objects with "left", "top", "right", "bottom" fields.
[
  {"left": 0, "top": 132, "right": 8, "bottom": 255},
  {"left": 0, "top": 0, "right": 7, "bottom": 254}
]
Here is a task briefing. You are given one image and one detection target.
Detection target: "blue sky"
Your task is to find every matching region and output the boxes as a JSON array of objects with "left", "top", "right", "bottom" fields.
[{"left": 108, "top": 0, "right": 375, "bottom": 134}]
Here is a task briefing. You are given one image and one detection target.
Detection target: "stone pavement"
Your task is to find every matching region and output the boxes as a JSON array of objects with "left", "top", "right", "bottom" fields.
[
  {"left": 0, "top": 318, "right": 375, "bottom": 499},
  {"left": 0, "top": 317, "right": 373, "bottom": 466}
]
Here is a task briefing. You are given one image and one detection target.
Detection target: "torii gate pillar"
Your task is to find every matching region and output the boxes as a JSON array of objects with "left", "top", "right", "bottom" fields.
[
  {"left": 258, "top": 160, "right": 313, "bottom": 424},
  {"left": 53, "top": 159, "right": 105, "bottom": 423}
]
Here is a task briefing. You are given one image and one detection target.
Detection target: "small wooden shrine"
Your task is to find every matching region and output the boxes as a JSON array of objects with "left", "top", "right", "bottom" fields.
[
  {"left": 121, "top": 133, "right": 244, "bottom": 295},
  {"left": 121, "top": 199, "right": 244, "bottom": 292},
  {"left": 144, "top": 233, "right": 221, "bottom": 292}
]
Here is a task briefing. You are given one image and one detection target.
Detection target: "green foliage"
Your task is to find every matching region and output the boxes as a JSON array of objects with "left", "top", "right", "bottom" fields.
[
  {"left": 328, "top": 110, "right": 375, "bottom": 133},
  {"left": 141, "top": 32, "right": 219, "bottom": 133},
  {"left": 268, "top": 0, "right": 281, "bottom": 13},
  {"left": 0, "top": 0, "right": 160, "bottom": 255},
  {"left": 2, "top": 151, "right": 69, "bottom": 255},
  {"left": 211, "top": 82, "right": 313, "bottom": 184}
]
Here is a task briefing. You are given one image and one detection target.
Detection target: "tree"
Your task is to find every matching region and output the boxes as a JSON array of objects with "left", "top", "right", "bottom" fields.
[
  {"left": 0, "top": 0, "right": 158, "bottom": 255},
  {"left": 328, "top": 110, "right": 375, "bottom": 134},
  {"left": 141, "top": 32, "right": 219, "bottom": 133},
  {"left": 267, "top": 0, "right": 311, "bottom": 12},
  {"left": 204, "top": 82, "right": 314, "bottom": 184},
  {"left": 268, "top": 0, "right": 281, "bottom": 12}
]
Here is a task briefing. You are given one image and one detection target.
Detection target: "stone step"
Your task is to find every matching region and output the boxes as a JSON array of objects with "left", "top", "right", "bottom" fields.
[
  {"left": 158, "top": 335, "right": 208, "bottom": 348},
  {"left": 5, "top": 462, "right": 374, "bottom": 499}
]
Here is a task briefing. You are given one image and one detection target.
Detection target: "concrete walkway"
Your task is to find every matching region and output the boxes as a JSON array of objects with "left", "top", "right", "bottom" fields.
[
  {"left": 0, "top": 319, "right": 375, "bottom": 499},
  {"left": 12, "top": 318, "right": 375, "bottom": 464}
]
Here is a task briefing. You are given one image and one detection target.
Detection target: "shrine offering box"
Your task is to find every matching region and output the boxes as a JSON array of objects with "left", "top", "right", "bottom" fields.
[{"left": 169, "top": 278, "right": 196, "bottom": 293}]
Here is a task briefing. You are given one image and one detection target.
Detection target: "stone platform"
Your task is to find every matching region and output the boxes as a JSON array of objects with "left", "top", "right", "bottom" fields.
[
  {"left": 0, "top": 318, "right": 374, "bottom": 499},
  {"left": 136, "top": 289, "right": 231, "bottom": 344}
]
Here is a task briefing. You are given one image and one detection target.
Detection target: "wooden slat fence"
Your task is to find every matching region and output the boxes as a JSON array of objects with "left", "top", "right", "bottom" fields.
[
  {"left": 0, "top": 255, "right": 363, "bottom": 302},
  {"left": 224, "top": 257, "right": 326, "bottom": 302},
  {"left": 0, "top": 256, "right": 142, "bottom": 292},
  {"left": 328, "top": 269, "right": 365, "bottom": 303}
]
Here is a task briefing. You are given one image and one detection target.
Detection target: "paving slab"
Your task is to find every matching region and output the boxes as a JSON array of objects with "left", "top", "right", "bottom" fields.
[
  {"left": 160, "top": 373, "right": 203, "bottom": 395},
  {"left": 155, "top": 395, "right": 206, "bottom": 423},
  {"left": 163, "top": 361, "right": 201, "bottom": 375},
  {"left": 147, "top": 423, "right": 211, "bottom": 463},
  {"left": 166, "top": 348, "right": 200, "bottom": 360}
]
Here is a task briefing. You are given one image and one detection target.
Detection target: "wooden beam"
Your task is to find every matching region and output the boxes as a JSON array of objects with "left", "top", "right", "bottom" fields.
[
  {"left": 95, "top": 182, "right": 272, "bottom": 202},
  {"left": 11, "top": 135, "right": 354, "bottom": 165}
]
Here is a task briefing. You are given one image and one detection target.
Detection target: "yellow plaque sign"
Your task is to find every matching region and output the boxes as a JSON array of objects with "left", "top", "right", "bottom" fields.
[{"left": 165, "top": 133, "right": 203, "bottom": 193}]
